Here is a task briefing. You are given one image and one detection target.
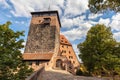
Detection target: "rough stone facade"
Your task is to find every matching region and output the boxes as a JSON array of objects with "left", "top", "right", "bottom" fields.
[
  {"left": 25, "top": 24, "right": 56, "bottom": 53},
  {"left": 24, "top": 11, "right": 60, "bottom": 53}
]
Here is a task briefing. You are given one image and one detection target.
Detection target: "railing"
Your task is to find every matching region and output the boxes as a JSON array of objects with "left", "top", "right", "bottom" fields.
[{"left": 25, "top": 65, "right": 44, "bottom": 80}]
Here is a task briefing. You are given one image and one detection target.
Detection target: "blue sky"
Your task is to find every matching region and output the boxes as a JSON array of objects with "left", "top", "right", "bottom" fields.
[{"left": 0, "top": 0, "right": 120, "bottom": 59}]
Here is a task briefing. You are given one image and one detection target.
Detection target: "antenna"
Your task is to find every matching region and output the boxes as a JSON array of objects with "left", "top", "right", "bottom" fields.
[
  {"left": 48, "top": 0, "right": 53, "bottom": 11},
  {"left": 48, "top": 4, "right": 51, "bottom": 11}
]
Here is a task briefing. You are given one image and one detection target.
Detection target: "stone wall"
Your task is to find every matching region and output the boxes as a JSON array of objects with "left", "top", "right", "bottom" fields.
[{"left": 25, "top": 24, "right": 56, "bottom": 53}]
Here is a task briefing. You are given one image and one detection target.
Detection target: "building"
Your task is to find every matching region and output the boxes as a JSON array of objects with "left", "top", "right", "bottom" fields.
[{"left": 23, "top": 10, "right": 80, "bottom": 74}]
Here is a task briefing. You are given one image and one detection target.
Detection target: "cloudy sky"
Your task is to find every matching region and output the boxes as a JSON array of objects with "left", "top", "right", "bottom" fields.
[{"left": 0, "top": 0, "right": 120, "bottom": 60}]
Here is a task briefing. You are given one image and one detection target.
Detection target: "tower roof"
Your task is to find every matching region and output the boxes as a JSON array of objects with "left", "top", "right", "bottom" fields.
[{"left": 31, "top": 10, "right": 61, "bottom": 27}]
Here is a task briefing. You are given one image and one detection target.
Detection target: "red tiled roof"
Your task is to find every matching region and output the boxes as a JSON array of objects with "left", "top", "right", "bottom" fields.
[
  {"left": 60, "top": 35, "right": 71, "bottom": 45},
  {"left": 23, "top": 53, "right": 53, "bottom": 60}
]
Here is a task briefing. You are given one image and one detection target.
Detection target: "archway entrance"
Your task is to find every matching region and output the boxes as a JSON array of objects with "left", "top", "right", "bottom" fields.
[{"left": 56, "top": 59, "right": 62, "bottom": 69}]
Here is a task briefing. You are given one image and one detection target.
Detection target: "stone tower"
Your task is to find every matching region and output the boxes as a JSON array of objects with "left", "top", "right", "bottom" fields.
[{"left": 25, "top": 11, "right": 61, "bottom": 54}]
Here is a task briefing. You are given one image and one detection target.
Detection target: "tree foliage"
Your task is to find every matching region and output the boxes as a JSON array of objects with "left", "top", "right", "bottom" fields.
[
  {"left": 78, "top": 24, "right": 120, "bottom": 76},
  {"left": 88, "top": 0, "right": 120, "bottom": 13},
  {"left": 0, "top": 22, "right": 32, "bottom": 80}
]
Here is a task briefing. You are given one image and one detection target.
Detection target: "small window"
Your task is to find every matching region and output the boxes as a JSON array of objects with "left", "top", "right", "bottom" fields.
[
  {"left": 69, "top": 56, "right": 73, "bottom": 59},
  {"left": 61, "top": 40, "right": 63, "bottom": 42},
  {"left": 44, "top": 18, "right": 51, "bottom": 21},
  {"left": 43, "top": 18, "right": 51, "bottom": 25},
  {"left": 71, "top": 56, "right": 73, "bottom": 59},
  {"left": 67, "top": 46, "right": 68, "bottom": 48},
  {"left": 36, "top": 61, "right": 39, "bottom": 65},
  {"left": 62, "top": 45, "right": 64, "bottom": 48},
  {"left": 64, "top": 50, "right": 66, "bottom": 53},
  {"left": 73, "top": 61, "right": 75, "bottom": 64},
  {"left": 69, "top": 51, "right": 71, "bottom": 54},
  {"left": 69, "top": 56, "right": 71, "bottom": 59}
]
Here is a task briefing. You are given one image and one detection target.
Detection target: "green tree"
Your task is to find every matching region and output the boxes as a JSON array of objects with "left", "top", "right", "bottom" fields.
[
  {"left": 77, "top": 24, "right": 120, "bottom": 76},
  {"left": 0, "top": 22, "right": 32, "bottom": 80},
  {"left": 88, "top": 0, "right": 120, "bottom": 13}
]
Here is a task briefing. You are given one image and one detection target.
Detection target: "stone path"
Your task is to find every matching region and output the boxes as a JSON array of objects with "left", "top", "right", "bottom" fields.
[{"left": 38, "top": 69, "right": 110, "bottom": 80}]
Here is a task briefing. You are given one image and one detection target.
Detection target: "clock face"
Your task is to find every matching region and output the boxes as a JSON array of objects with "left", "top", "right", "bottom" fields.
[{"left": 25, "top": 24, "right": 56, "bottom": 53}]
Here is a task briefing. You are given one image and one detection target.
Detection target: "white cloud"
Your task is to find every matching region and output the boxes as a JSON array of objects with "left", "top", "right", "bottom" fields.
[
  {"left": 64, "top": 0, "right": 88, "bottom": 16},
  {"left": 72, "top": 44, "right": 81, "bottom": 62},
  {"left": 113, "top": 32, "right": 120, "bottom": 42},
  {"left": 88, "top": 13, "right": 103, "bottom": 19},
  {"left": 20, "top": 41, "right": 26, "bottom": 53},
  {"left": 61, "top": 15, "right": 88, "bottom": 29},
  {"left": 110, "top": 13, "right": 120, "bottom": 31},
  {"left": 98, "top": 18, "right": 110, "bottom": 26},
  {"left": 7, "top": 0, "right": 88, "bottom": 18},
  {"left": 10, "top": 0, "right": 32, "bottom": 17},
  {"left": 62, "top": 22, "right": 91, "bottom": 41},
  {"left": 0, "top": 0, "right": 10, "bottom": 8},
  {"left": 61, "top": 18, "right": 74, "bottom": 28},
  {"left": 9, "top": 0, "right": 65, "bottom": 17},
  {"left": 13, "top": 21, "right": 25, "bottom": 25},
  {"left": 6, "top": 14, "right": 12, "bottom": 18},
  {"left": 72, "top": 44, "right": 79, "bottom": 54}
]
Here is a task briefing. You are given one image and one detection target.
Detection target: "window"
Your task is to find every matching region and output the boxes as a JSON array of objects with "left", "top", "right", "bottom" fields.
[
  {"left": 71, "top": 56, "right": 73, "bottom": 59},
  {"left": 64, "top": 50, "right": 66, "bottom": 53},
  {"left": 67, "top": 46, "right": 68, "bottom": 48},
  {"left": 36, "top": 61, "right": 39, "bottom": 65},
  {"left": 73, "top": 61, "right": 75, "bottom": 64},
  {"left": 39, "top": 20, "right": 42, "bottom": 23},
  {"left": 43, "top": 18, "right": 51, "bottom": 25},
  {"left": 62, "top": 45, "right": 64, "bottom": 48},
  {"left": 69, "top": 56, "right": 73, "bottom": 59},
  {"left": 69, "top": 56, "right": 70, "bottom": 59},
  {"left": 69, "top": 51, "right": 71, "bottom": 54},
  {"left": 61, "top": 40, "right": 63, "bottom": 42}
]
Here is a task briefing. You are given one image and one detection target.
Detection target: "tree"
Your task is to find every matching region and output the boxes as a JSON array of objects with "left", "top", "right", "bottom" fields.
[
  {"left": 88, "top": 0, "right": 120, "bottom": 13},
  {"left": 77, "top": 24, "right": 120, "bottom": 76},
  {"left": 0, "top": 22, "right": 33, "bottom": 80}
]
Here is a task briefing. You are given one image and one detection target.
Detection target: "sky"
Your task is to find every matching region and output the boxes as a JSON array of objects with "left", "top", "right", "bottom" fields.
[{"left": 0, "top": 0, "right": 120, "bottom": 61}]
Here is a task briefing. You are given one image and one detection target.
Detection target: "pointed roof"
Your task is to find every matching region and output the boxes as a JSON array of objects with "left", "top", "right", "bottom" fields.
[{"left": 60, "top": 35, "right": 71, "bottom": 46}]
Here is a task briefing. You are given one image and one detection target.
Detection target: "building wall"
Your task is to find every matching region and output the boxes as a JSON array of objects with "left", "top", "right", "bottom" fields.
[
  {"left": 60, "top": 44, "right": 80, "bottom": 68},
  {"left": 24, "top": 60, "right": 49, "bottom": 71},
  {"left": 24, "top": 13, "right": 60, "bottom": 53}
]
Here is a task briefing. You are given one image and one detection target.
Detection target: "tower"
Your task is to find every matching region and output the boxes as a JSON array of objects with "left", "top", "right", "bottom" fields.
[
  {"left": 23, "top": 11, "right": 61, "bottom": 71},
  {"left": 25, "top": 11, "right": 61, "bottom": 53}
]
